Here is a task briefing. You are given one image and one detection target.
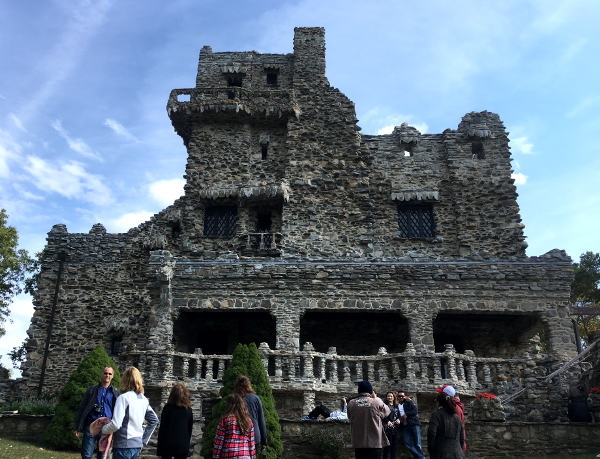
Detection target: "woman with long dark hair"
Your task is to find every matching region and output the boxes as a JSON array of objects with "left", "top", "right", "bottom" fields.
[
  {"left": 213, "top": 393, "right": 256, "bottom": 458},
  {"left": 427, "top": 392, "right": 465, "bottom": 459},
  {"left": 157, "top": 382, "right": 194, "bottom": 459},
  {"left": 382, "top": 391, "right": 400, "bottom": 459},
  {"left": 234, "top": 375, "right": 267, "bottom": 454}
]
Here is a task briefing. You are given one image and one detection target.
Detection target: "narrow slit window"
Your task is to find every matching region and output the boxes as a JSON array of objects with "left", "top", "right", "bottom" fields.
[
  {"left": 397, "top": 204, "right": 435, "bottom": 238},
  {"left": 261, "top": 143, "right": 268, "bottom": 160}
]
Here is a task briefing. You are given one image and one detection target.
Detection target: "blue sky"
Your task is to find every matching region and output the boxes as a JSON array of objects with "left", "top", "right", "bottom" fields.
[{"left": 1, "top": 0, "right": 599, "bottom": 372}]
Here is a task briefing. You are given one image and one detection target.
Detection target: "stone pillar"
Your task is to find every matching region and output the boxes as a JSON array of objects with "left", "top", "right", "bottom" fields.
[
  {"left": 407, "top": 312, "right": 434, "bottom": 350},
  {"left": 147, "top": 251, "right": 176, "bottom": 351},
  {"left": 274, "top": 309, "right": 300, "bottom": 351},
  {"left": 543, "top": 312, "right": 578, "bottom": 360}
]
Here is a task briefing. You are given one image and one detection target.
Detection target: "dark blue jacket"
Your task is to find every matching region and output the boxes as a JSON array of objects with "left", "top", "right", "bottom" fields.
[
  {"left": 75, "top": 383, "right": 119, "bottom": 432},
  {"left": 401, "top": 399, "right": 421, "bottom": 426}
]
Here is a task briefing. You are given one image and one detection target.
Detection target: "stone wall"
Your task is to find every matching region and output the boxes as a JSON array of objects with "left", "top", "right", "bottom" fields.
[
  {"left": 0, "top": 414, "right": 52, "bottom": 441},
  {"left": 280, "top": 419, "right": 600, "bottom": 458}
]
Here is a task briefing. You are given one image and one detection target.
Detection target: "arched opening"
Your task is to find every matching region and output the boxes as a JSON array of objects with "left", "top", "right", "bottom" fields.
[
  {"left": 173, "top": 310, "right": 276, "bottom": 354},
  {"left": 433, "top": 312, "right": 544, "bottom": 357},
  {"left": 300, "top": 310, "right": 409, "bottom": 354}
]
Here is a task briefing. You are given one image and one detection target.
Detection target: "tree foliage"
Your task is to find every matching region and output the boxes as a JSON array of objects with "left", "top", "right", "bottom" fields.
[
  {"left": 0, "top": 209, "right": 34, "bottom": 340},
  {"left": 201, "top": 343, "right": 283, "bottom": 459},
  {"left": 571, "top": 251, "right": 600, "bottom": 345},
  {"left": 44, "top": 345, "right": 120, "bottom": 450}
]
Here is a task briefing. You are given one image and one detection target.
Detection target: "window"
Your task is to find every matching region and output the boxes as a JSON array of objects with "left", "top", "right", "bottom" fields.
[
  {"left": 472, "top": 141, "right": 484, "bottom": 159},
  {"left": 266, "top": 71, "right": 278, "bottom": 86},
  {"left": 261, "top": 143, "right": 268, "bottom": 160},
  {"left": 204, "top": 205, "right": 237, "bottom": 238},
  {"left": 227, "top": 74, "right": 243, "bottom": 87},
  {"left": 397, "top": 204, "right": 435, "bottom": 238},
  {"left": 110, "top": 337, "right": 122, "bottom": 356}
]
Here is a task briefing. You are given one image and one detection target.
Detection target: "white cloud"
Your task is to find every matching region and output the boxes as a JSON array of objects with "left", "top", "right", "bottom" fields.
[
  {"left": 149, "top": 178, "right": 185, "bottom": 207},
  {"left": 511, "top": 172, "right": 527, "bottom": 185},
  {"left": 376, "top": 122, "right": 429, "bottom": 135},
  {"left": 104, "top": 118, "right": 139, "bottom": 142},
  {"left": 566, "top": 95, "right": 600, "bottom": 118},
  {"left": 106, "top": 211, "right": 153, "bottom": 233},
  {"left": 24, "top": 155, "right": 112, "bottom": 206},
  {"left": 362, "top": 108, "right": 429, "bottom": 136},
  {"left": 510, "top": 136, "right": 534, "bottom": 155},
  {"left": 9, "top": 113, "right": 26, "bottom": 132},
  {"left": 0, "top": 295, "right": 34, "bottom": 376},
  {"left": 0, "top": 129, "right": 22, "bottom": 177},
  {"left": 51, "top": 119, "right": 100, "bottom": 161},
  {"left": 19, "top": 1, "right": 113, "bottom": 126}
]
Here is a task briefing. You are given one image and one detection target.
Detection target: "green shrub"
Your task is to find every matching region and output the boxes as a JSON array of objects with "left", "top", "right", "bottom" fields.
[
  {"left": 303, "top": 429, "right": 345, "bottom": 459},
  {"left": 0, "top": 388, "right": 57, "bottom": 415},
  {"left": 201, "top": 343, "right": 283, "bottom": 459},
  {"left": 43, "top": 345, "right": 120, "bottom": 450}
]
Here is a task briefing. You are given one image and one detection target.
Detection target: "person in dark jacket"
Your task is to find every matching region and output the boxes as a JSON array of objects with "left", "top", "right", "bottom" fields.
[
  {"left": 398, "top": 392, "right": 425, "bottom": 459},
  {"left": 382, "top": 391, "right": 400, "bottom": 459},
  {"left": 157, "top": 382, "right": 194, "bottom": 459},
  {"left": 427, "top": 392, "right": 465, "bottom": 459},
  {"left": 436, "top": 385, "right": 466, "bottom": 452},
  {"left": 74, "top": 367, "right": 119, "bottom": 459},
  {"left": 235, "top": 375, "right": 267, "bottom": 454}
]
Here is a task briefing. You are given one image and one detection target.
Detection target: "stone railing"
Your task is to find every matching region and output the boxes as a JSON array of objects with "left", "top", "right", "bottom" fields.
[
  {"left": 238, "top": 232, "right": 283, "bottom": 255},
  {"left": 123, "top": 342, "right": 529, "bottom": 395},
  {"left": 167, "top": 87, "right": 298, "bottom": 119}
]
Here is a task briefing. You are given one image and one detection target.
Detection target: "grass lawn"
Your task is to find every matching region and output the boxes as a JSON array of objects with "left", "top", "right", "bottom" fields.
[{"left": 0, "top": 437, "right": 79, "bottom": 459}]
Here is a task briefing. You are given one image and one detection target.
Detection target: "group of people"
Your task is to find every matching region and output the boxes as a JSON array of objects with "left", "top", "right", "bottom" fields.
[
  {"left": 346, "top": 381, "right": 466, "bottom": 459},
  {"left": 75, "top": 368, "right": 266, "bottom": 459},
  {"left": 76, "top": 366, "right": 465, "bottom": 459}
]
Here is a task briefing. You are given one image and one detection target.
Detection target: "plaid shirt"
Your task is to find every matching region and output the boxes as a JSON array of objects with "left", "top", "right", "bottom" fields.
[{"left": 213, "top": 415, "right": 256, "bottom": 458}]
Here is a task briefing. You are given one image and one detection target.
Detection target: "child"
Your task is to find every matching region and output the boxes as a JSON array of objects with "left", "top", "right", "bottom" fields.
[
  {"left": 157, "top": 382, "right": 194, "bottom": 459},
  {"left": 213, "top": 393, "right": 256, "bottom": 458}
]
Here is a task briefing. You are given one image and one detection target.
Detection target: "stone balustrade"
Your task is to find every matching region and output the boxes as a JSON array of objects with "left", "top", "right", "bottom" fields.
[
  {"left": 123, "top": 342, "right": 528, "bottom": 395},
  {"left": 167, "top": 87, "right": 296, "bottom": 119}
]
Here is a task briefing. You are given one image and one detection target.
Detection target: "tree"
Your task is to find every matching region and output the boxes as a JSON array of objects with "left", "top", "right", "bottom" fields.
[
  {"left": 44, "top": 345, "right": 120, "bottom": 450},
  {"left": 0, "top": 208, "right": 34, "bottom": 340},
  {"left": 201, "top": 343, "right": 283, "bottom": 459},
  {"left": 571, "top": 251, "right": 600, "bottom": 346}
]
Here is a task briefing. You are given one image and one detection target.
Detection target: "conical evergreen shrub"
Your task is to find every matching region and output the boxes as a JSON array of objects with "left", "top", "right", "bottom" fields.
[
  {"left": 201, "top": 343, "right": 283, "bottom": 458},
  {"left": 44, "top": 345, "right": 120, "bottom": 450}
]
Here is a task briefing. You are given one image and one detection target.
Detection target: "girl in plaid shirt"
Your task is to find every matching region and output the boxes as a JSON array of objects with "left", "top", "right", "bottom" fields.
[{"left": 213, "top": 394, "right": 256, "bottom": 458}]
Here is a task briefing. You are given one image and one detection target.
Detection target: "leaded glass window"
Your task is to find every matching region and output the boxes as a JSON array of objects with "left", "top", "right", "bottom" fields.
[
  {"left": 203, "top": 205, "right": 237, "bottom": 238},
  {"left": 397, "top": 204, "right": 435, "bottom": 238}
]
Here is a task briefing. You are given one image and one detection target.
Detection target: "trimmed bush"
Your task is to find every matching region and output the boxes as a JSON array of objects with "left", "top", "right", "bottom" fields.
[
  {"left": 43, "top": 345, "right": 120, "bottom": 450},
  {"left": 201, "top": 343, "right": 283, "bottom": 458}
]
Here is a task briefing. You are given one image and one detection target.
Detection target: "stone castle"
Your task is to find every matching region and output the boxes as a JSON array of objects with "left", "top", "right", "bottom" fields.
[{"left": 21, "top": 27, "right": 583, "bottom": 447}]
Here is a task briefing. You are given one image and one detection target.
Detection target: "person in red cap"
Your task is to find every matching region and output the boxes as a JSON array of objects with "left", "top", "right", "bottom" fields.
[{"left": 435, "top": 385, "right": 466, "bottom": 452}]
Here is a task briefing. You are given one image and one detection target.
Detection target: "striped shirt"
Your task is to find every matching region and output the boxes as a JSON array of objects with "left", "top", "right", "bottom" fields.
[{"left": 213, "top": 415, "right": 256, "bottom": 458}]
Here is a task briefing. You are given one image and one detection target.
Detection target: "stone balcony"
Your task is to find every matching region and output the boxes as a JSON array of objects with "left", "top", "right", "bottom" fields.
[
  {"left": 167, "top": 87, "right": 299, "bottom": 124},
  {"left": 237, "top": 232, "right": 283, "bottom": 257},
  {"left": 123, "top": 342, "right": 536, "bottom": 399}
]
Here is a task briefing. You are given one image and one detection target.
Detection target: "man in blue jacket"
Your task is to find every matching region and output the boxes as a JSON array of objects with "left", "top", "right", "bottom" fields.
[
  {"left": 398, "top": 392, "right": 425, "bottom": 459},
  {"left": 74, "top": 367, "right": 119, "bottom": 459}
]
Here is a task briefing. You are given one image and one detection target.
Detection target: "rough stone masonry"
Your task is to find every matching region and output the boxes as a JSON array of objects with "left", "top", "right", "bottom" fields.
[{"left": 21, "top": 27, "right": 579, "bottom": 435}]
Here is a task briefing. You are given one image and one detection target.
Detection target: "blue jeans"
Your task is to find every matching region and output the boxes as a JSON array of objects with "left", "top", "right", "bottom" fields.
[
  {"left": 112, "top": 448, "right": 141, "bottom": 459},
  {"left": 403, "top": 425, "right": 425, "bottom": 459},
  {"left": 81, "top": 423, "right": 102, "bottom": 459}
]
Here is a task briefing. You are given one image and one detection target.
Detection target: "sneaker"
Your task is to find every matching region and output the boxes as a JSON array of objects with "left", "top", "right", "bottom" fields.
[{"left": 300, "top": 415, "right": 311, "bottom": 421}]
